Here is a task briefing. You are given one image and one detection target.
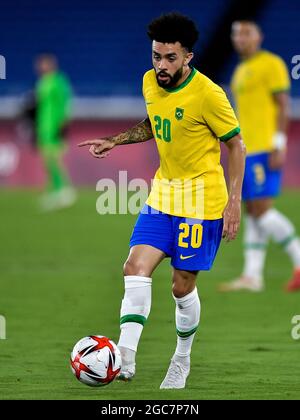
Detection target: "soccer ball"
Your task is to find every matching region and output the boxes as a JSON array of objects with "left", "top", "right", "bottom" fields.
[{"left": 70, "top": 335, "right": 121, "bottom": 387}]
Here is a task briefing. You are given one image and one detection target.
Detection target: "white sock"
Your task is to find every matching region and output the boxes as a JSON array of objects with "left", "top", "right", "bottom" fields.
[
  {"left": 285, "top": 238, "right": 300, "bottom": 269},
  {"left": 118, "top": 276, "right": 152, "bottom": 362},
  {"left": 173, "top": 288, "right": 200, "bottom": 364},
  {"left": 257, "top": 209, "right": 300, "bottom": 269},
  {"left": 242, "top": 215, "right": 268, "bottom": 284}
]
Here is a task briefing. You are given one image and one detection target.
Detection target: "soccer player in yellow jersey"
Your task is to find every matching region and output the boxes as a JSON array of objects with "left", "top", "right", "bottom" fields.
[
  {"left": 220, "top": 21, "right": 300, "bottom": 292},
  {"left": 79, "top": 13, "right": 246, "bottom": 389}
]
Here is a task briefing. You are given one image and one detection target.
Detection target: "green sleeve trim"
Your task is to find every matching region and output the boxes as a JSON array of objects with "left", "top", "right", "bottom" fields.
[
  {"left": 271, "top": 88, "right": 290, "bottom": 94},
  {"left": 176, "top": 326, "right": 198, "bottom": 338},
  {"left": 164, "top": 67, "right": 197, "bottom": 93},
  {"left": 219, "top": 127, "right": 241, "bottom": 142},
  {"left": 120, "top": 314, "right": 147, "bottom": 326}
]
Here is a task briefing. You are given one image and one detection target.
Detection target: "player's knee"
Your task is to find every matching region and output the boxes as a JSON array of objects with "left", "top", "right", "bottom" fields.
[
  {"left": 172, "top": 271, "right": 196, "bottom": 298},
  {"left": 123, "top": 258, "right": 150, "bottom": 277},
  {"left": 172, "top": 282, "right": 194, "bottom": 298}
]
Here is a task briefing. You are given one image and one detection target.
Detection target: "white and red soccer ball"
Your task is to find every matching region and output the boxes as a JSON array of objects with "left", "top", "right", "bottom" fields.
[{"left": 70, "top": 335, "right": 121, "bottom": 386}]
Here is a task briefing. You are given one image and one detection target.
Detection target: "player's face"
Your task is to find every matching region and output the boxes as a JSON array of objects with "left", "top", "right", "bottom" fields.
[
  {"left": 35, "top": 58, "right": 56, "bottom": 76},
  {"left": 231, "top": 22, "right": 262, "bottom": 56},
  {"left": 152, "top": 41, "right": 193, "bottom": 88}
]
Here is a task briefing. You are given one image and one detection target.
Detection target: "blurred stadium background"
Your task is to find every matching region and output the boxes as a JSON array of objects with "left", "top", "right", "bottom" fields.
[
  {"left": 0, "top": 0, "right": 300, "bottom": 187},
  {"left": 0, "top": 0, "right": 300, "bottom": 400}
]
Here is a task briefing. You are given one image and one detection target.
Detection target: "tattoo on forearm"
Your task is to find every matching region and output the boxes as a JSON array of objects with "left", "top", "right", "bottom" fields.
[{"left": 110, "top": 118, "right": 153, "bottom": 145}]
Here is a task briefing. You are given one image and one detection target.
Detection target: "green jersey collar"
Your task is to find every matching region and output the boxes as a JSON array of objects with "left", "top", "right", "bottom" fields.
[{"left": 164, "top": 67, "right": 197, "bottom": 93}]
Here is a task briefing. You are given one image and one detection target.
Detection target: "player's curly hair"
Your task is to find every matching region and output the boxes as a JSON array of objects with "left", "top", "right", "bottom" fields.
[{"left": 147, "top": 12, "right": 199, "bottom": 52}]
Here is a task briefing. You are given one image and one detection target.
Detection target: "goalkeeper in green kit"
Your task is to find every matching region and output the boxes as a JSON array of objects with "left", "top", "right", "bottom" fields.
[{"left": 35, "top": 54, "right": 76, "bottom": 211}]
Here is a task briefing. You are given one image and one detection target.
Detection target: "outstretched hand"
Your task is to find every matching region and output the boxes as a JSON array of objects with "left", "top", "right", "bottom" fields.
[{"left": 78, "top": 139, "right": 115, "bottom": 159}]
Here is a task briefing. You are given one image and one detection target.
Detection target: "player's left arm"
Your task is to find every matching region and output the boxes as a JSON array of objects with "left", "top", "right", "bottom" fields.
[
  {"left": 269, "top": 91, "right": 290, "bottom": 170},
  {"left": 222, "top": 134, "right": 246, "bottom": 242},
  {"left": 267, "top": 56, "right": 291, "bottom": 170},
  {"left": 202, "top": 86, "right": 246, "bottom": 241}
]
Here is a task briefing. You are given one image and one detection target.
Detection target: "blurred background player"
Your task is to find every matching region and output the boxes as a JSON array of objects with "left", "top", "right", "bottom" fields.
[
  {"left": 35, "top": 54, "right": 76, "bottom": 211},
  {"left": 219, "top": 21, "right": 300, "bottom": 292}
]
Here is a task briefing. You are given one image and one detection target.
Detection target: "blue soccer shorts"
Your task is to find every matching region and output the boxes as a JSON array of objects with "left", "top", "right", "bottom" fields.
[
  {"left": 242, "top": 152, "right": 282, "bottom": 201},
  {"left": 129, "top": 204, "right": 223, "bottom": 271}
]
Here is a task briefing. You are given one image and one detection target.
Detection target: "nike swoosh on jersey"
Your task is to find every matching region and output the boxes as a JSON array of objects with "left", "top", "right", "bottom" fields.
[
  {"left": 180, "top": 254, "right": 197, "bottom": 260},
  {"left": 146, "top": 102, "right": 153, "bottom": 105}
]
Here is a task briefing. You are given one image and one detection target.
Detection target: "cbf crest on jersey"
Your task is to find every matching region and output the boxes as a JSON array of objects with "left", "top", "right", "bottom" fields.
[{"left": 175, "top": 107, "right": 184, "bottom": 120}]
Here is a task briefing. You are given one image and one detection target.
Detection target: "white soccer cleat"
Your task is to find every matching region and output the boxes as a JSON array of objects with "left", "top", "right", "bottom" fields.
[
  {"left": 116, "top": 366, "right": 135, "bottom": 382},
  {"left": 116, "top": 346, "right": 136, "bottom": 382},
  {"left": 160, "top": 358, "right": 190, "bottom": 389},
  {"left": 218, "top": 276, "right": 264, "bottom": 292},
  {"left": 39, "top": 187, "right": 77, "bottom": 212},
  {"left": 56, "top": 187, "right": 77, "bottom": 209}
]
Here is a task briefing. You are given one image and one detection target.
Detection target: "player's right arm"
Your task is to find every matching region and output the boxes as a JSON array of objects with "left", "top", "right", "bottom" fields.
[{"left": 78, "top": 117, "right": 153, "bottom": 159}]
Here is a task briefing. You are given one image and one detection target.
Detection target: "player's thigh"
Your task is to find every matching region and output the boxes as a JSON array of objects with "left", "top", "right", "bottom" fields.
[
  {"left": 126, "top": 204, "right": 173, "bottom": 276},
  {"left": 245, "top": 200, "right": 254, "bottom": 215},
  {"left": 172, "top": 268, "right": 199, "bottom": 298},
  {"left": 246, "top": 198, "right": 273, "bottom": 218},
  {"left": 123, "top": 244, "right": 166, "bottom": 277},
  {"left": 171, "top": 218, "right": 223, "bottom": 272}
]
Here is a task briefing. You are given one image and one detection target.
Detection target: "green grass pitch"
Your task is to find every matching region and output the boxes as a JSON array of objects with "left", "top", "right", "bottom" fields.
[{"left": 0, "top": 189, "right": 300, "bottom": 400}]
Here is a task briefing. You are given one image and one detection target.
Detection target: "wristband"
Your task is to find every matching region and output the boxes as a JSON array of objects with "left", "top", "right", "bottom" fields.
[{"left": 273, "top": 132, "right": 287, "bottom": 150}]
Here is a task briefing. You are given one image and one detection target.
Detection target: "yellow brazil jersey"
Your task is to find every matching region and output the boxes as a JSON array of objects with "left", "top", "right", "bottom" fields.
[
  {"left": 231, "top": 50, "right": 290, "bottom": 155},
  {"left": 143, "top": 67, "right": 240, "bottom": 220}
]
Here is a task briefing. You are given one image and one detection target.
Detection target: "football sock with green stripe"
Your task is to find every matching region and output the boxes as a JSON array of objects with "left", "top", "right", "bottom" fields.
[
  {"left": 243, "top": 215, "right": 268, "bottom": 283},
  {"left": 173, "top": 287, "right": 200, "bottom": 360},
  {"left": 118, "top": 275, "right": 152, "bottom": 353},
  {"left": 257, "top": 209, "right": 300, "bottom": 269}
]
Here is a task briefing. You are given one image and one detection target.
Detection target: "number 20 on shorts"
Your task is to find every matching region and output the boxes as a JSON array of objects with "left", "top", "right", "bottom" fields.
[{"left": 178, "top": 223, "right": 203, "bottom": 249}]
